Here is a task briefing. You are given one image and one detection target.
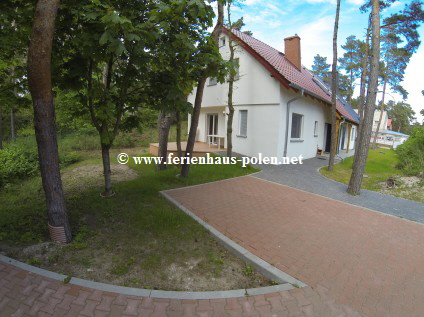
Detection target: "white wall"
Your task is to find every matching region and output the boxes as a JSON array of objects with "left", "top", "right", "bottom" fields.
[
  {"left": 277, "top": 88, "right": 329, "bottom": 160},
  {"left": 188, "top": 33, "right": 281, "bottom": 109}
]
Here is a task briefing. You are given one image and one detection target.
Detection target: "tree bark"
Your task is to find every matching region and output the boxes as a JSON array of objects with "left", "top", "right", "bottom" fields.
[
  {"left": 10, "top": 109, "right": 16, "bottom": 142},
  {"left": 101, "top": 143, "right": 113, "bottom": 196},
  {"left": 176, "top": 111, "right": 183, "bottom": 158},
  {"left": 0, "top": 104, "right": 3, "bottom": 149},
  {"left": 357, "top": 15, "right": 372, "bottom": 125},
  {"left": 27, "top": 0, "right": 72, "bottom": 243},
  {"left": 157, "top": 110, "right": 173, "bottom": 171},
  {"left": 180, "top": 0, "right": 224, "bottom": 177},
  {"left": 347, "top": 0, "right": 380, "bottom": 196},
  {"left": 372, "top": 77, "right": 387, "bottom": 148},
  {"left": 180, "top": 78, "right": 207, "bottom": 177},
  {"left": 328, "top": 0, "right": 341, "bottom": 171},
  {"left": 226, "top": 2, "right": 235, "bottom": 158}
]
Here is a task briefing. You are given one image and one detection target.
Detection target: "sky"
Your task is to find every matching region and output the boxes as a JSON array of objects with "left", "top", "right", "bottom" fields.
[{"left": 226, "top": 0, "right": 424, "bottom": 123}]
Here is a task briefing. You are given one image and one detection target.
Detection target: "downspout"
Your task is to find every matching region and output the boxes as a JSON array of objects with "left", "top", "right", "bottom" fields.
[
  {"left": 337, "top": 116, "right": 346, "bottom": 161},
  {"left": 283, "top": 88, "right": 304, "bottom": 157}
]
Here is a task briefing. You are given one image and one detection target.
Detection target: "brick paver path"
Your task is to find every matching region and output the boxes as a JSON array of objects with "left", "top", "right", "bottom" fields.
[
  {"left": 0, "top": 261, "right": 359, "bottom": 317},
  {"left": 166, "top": 176, "right": 424, "bottom": 317}
]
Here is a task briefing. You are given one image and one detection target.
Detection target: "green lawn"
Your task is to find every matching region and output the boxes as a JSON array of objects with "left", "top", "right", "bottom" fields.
[
  {"left": 320, "top": 147, "right": 403, "bottom": 191},
  {"left": 0, "top": 149, "right": 266, "bottom": 290}
]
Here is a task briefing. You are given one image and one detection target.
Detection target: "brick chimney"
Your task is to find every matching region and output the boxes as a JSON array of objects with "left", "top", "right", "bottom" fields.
[{"left": 284, "top": 34, "right": 301, "bottom": 70}]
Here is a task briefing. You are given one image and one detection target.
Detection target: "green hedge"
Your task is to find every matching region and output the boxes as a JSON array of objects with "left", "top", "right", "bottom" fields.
[{"left": 396, "top": 126, "right": 424, "bottom": 175}]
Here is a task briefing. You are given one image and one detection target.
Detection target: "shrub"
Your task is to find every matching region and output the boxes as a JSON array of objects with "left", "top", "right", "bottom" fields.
[
  {"left": 0, "top": 137, "right": 81, "bottom": 187},
  {"left": 396, "top": 126, "right": 424, "bottom": 175}
]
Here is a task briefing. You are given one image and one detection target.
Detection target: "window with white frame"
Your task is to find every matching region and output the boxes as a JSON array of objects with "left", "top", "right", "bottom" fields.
[
  {"left": 291, "top": 113, "right": 303, "bottom": 139},
  {"left": 314, "top": 121, "right": 318, "bottom": 137},
  {"left": 238, "top": 110, "right": 248, "bottom": 137},
  {"left": 208, "top": 77, "right": 217, "bottom": 86},
  {"left": 351, "top": 126, "right": 355, "bottom": 141},
  {"left": 219, "top": 36, "right": 226, "bottom": 47},
  {"left": 227, "top": 58, "right": 240, "bottom": 81}
]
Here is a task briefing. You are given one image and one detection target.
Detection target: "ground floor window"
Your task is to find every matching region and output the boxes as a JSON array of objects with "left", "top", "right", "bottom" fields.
[
  {"left": 291, "top": 113, "right": 303, "bottom": 139},
  {"left": 238, "top": 110, "right": 248, "bottom": 137}
]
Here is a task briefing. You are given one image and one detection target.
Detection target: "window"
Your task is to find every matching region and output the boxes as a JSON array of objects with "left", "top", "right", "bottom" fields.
[
  {"left": 351, "top": 127, "right": 355, "bottom": 141},
  {"left": 291, "top": 113, "right": 303, "bottom": 139},
  {"left": 219, "top": 36, "right": 226, "bottom": 47},
  {"left": 238, "top": 110, "right": 248, "bottom": 137},
  {"left": 314, "top": 121, "right": 318, "bottom": 137},
  {"left": 208, "top": 77, "right": 217, "bottom": 86}
]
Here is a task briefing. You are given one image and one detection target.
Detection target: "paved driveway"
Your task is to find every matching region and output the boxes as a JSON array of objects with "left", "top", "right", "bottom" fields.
[
  {"left": 166, "top": 175, "right": 424, "bottom": 317},
  {"left": 254, "top": 156, "right": 424, "bottom": 223}
]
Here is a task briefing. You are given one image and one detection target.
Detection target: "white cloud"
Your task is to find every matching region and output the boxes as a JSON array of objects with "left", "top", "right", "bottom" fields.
[
  {"left": 347, "top": 0, "right": 364, "bottom": 5},
  {"left": 244, "top": 0, "right": 262, "bottom": 6}
]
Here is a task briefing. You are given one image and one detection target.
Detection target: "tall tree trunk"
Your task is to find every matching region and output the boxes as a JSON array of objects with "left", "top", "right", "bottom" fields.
[
  {"left": 372, "top": 76, "right": 387, "bottom": 148},
  {"left": 347, "top": 0, "right": 380, "bottom": 196},
  {"left": 226, "top": 2, "right": 235, "bottom": 158},
  {"left": 176, "top": 110, "right": 182, "bottom": 158},
  {"left": 357, "top": 15, "right": 372, "bottom": 125},
  {"left": 328, "top": 0, "right": 341, "bottom": 171},
  {"left": 10, "top": 109, "right": 16, "bottom": 142},
  {"left": 351, "top": 15, "right": 371, "bottom": 166},
  {"left": 180, "top": 0, "right": 224, "bottom": 177},
  {"left": 157, "top": 110, "right": 173, "bottom": 171},
  {"left": 180, "top": 78, "right": 207, "bottom": 177},
  {"left": 27, "top": 0, "right": 72, "bottom": 243},
  {"left": 0, "top": 104, "right": 3, "bottom": 149},
  {"left": 101, "top": 143, "right": 113, "bottom": 196}
]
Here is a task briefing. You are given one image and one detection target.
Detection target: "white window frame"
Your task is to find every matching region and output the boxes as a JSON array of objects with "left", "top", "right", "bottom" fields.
[
  {"left": 314, "top": 121, "right": 318, "bottom": 137},
  {"left": 238, "top": 110, "right": 248, "bottom": 138},
  {"left": 219, "top": 36, "right": 226, "bottom": 47},
  {"left": 208, "top": 77, "right": 217, "bottom": 86},
  {"left": 290, "top": 113, "right": 303, "bottom": 140}
]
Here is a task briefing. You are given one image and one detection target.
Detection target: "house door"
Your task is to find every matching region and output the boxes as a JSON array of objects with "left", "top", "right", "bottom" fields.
[
  {"left": 324, "top": 123, "right": 332, "bottom": 152},
  {"left": 340, "top": 125, "right": 346, "bottom": 150},
  {"left": 206, "top": 113, "right": 218, "bottom": 144}
]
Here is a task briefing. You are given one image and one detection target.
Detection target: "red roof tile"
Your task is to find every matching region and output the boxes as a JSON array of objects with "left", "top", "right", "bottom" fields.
[{"left": 224, "top": 28, "right": 358, "bottom": 123}]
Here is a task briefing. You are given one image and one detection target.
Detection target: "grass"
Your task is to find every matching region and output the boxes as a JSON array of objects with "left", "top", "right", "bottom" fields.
[
  {"left": 320, "top": 147, "right": 403, "bottom": 191},
  {"left": 0, "top": 140, "right": 268, "bottom": 291}
]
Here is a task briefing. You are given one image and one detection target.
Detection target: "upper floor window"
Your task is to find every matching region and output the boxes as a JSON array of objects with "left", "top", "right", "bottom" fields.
[
  {"left": 219, "top": 37, "right": 226, "bottom": 47},
  {"left": 208, "top": 77, "right": 217, "bottom": 86}
]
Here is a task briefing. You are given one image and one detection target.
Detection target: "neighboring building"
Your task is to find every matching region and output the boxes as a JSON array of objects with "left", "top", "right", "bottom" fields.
[
  {"left": 188, "top": 28, "right": 359, "bottom": 160},
  {"left": 368, "top": 110, "right": 409, "bottom": 148}
]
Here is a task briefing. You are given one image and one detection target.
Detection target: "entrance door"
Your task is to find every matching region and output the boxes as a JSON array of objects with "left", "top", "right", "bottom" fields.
[
  {"left": 324, "top": 123, "right": 332, "bottom": 152},
  {"left": 206, "top": 114, "right": 218, "bottom": 144}
]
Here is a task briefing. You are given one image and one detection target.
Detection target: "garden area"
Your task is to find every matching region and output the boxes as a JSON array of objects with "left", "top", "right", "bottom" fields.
[
  {"left": 321, "top": 126, "right": 424, "bottom": 203},
  {"left": 0, "top": 124, "right": 275, "bottom": 291}
]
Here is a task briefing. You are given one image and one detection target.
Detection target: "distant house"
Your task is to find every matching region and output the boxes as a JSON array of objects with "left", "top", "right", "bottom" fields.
[
  {"left": 368, "top": 110, "right": 408, "bottom": 148},
  {"left": 188, "top": 28, "right": 359, "bottom": 160}
]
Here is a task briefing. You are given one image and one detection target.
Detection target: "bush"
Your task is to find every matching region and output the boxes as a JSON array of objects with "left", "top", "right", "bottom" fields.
[
  {"left": 0, "top": 137, "right": 81, "bottom": 187},
  {"left": 396, "top": 126, "right": 424, "bottom": 175}
]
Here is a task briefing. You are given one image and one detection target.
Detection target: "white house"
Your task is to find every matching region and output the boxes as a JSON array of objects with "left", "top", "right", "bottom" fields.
[{"left": 188, "top": 28, "right": 359, "bottom": 160}]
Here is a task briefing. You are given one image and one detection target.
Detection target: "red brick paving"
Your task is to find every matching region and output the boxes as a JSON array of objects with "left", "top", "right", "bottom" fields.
[
  {"left": 2, "top": 175, "right": 421, "bottom": 316},
  {"left": 166, "top": 175, "right": 424, "bottom": 317}
]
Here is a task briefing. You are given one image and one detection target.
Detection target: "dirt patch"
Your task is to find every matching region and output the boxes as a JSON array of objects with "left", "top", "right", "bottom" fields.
[
  {"left": 62, "top": 164, "right": 138, "bottom": 195},
  {"left": 380, "top": 176, "right": 424, "bottom": 203},
  {"left": 9, "top": 237, "right": 272, "bottom": 291}
]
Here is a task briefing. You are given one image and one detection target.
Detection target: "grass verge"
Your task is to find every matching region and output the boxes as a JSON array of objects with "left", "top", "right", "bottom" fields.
[{"left": 0, "top": 149, "right": 270, "bottom": 291}]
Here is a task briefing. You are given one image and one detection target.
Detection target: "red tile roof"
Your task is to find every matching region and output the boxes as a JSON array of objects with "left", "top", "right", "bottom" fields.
[{"left": 223, "top": 27, "right": 358, "bottom": 123}]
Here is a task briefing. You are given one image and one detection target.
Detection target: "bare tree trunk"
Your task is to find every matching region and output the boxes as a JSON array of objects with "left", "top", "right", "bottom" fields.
[
  {"left": 27, "top": 0, "right": 72, "bottom": 243},
  {"left": 226, "top": 2, "right": 235, "bottom": 157},
  {"left": 180, "top": 0, "right": 224, "bottom": 177},
  {"left": 372, "top": 77, "right": 387, "bottom": 148},
  {"left": 0, "top": 104, "right": 3, "bottom": 149},
  {"left": 176, "top": 111, "right": 182, "bottom": 158},
  {"left": 101, "top": 143, "right": 113, "bottom": 196},
  {"left": 347, "top": 0, "right": 380, "bottom": 196},
  {"left": 357, "top": 15, "right": 372, "bottom": 125},
  {"left": 157, "top": 110, "right": 173, "bottom": 171},
  {"left": 180, "top": 78, "right": 207, "bottom": 177},
  {"left": 10, "top": 109, "right": 16, "bottom": 142},
  {"left": 328, "top": 0, "right": 340, "bottom": 171}
]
